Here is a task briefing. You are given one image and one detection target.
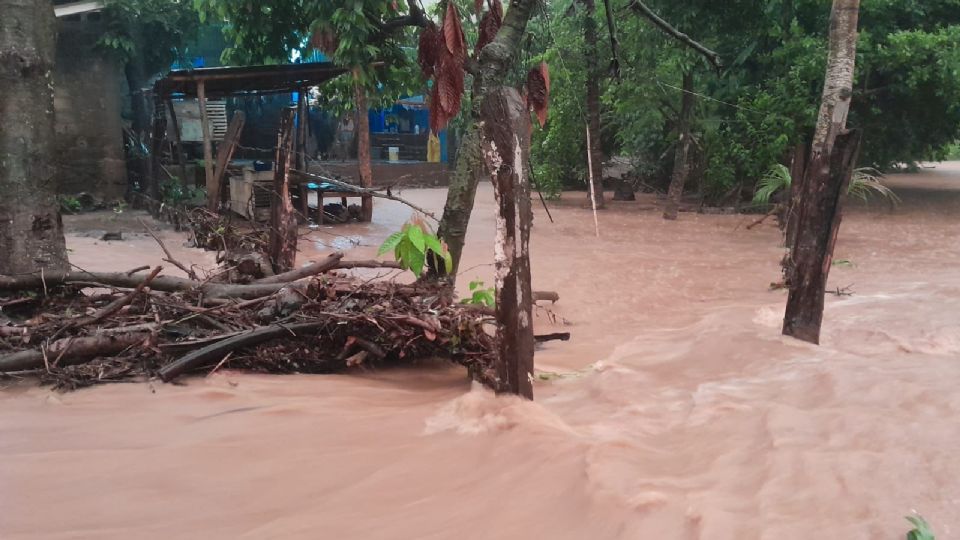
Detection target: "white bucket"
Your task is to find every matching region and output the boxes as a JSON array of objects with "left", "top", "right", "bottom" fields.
[{"left": 388, "top": 146, "right": 400, "bottom": 162}]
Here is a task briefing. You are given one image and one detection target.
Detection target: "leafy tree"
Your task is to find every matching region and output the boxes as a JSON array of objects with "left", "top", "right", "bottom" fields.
[{"left": 98, "top": 0, "right": 200, "bottom": 138}]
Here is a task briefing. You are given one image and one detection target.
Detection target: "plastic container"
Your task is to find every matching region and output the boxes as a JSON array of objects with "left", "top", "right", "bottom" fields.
[{"left": 388, "top": 146, "right": 400, "bottom": 162}]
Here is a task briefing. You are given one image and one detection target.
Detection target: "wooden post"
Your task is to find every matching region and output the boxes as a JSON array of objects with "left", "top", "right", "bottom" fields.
[
  {"left": 269, "top": 108, "right": 298, "bottom": 274},
  {"left": 353, "top": 70, "right": 374, "bottom": 222},
  {"left": 147, "top": 91, "right": 166, "bottom": 206},
  {"left": 782, "top": 0, "right": 861, "bottom": 344},
  {"left": 297, "top": 87, "right": 308, "bottom": 172},
  {"left": 211, "top": 111, "right": 246, "bottom": 206},
  {"left": 480, "top": 87, "right": 534, "bottom": 400},
  {"left": 197, "top": 81, "right": 216, "bottom": 211},
  {"left": 165, "top": 98, "right": 189, "bottom": 186}
]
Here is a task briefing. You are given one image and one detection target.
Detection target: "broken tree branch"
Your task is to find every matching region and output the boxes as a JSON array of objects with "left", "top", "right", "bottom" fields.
[
  {"left": 292, "top": 169, "right": 439, "bottom": 221},
  {"left": 0, "top": 333, "right": 150, "bottom": 372},
  {"left": 159, "top": 321, "right": 329, "bottom": 381},
  {"left": 138, "top": 218, "right": 198, "bottom": 280},
  {"left": 254, "top": 252, "right": 344, "bottom": 284},
  {"left": 627, "top": 0, "right": 722, "bottom": 70}
]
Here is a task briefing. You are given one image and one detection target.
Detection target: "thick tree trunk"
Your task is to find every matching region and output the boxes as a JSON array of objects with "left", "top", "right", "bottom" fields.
[
  {"left": 269, "top": 109, "right": 298, "bottom": 274},
  {"left": 583, "top": 0, "right": 605, "bottom": 209},
  {"left": 663, "top": 71, "right": 694, "bottom": 220},
  {"left": 353, "top": 74, "right": 374, "bottom": 222},
  {"left": 435, "top": 0, "right": 539, "bottom": 280},
  {"left": 782, "top": 0, "right": 860, "bottom": 344},
  {"left": 481, "top": 87, "right": 534, "bottom": 400},
  {"left": 0, "top": 0, "right": 68, "bottom": 274}
]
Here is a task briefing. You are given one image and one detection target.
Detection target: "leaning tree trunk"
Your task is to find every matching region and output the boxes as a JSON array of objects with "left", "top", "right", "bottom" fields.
[
  {"left": 0, "top": 0, "right": 68, "bottom": 274},
  {"left": 663, "top": 71, "right": 694, "bottom": 220},
  {"left": 583, "top": 0, "right": 606, "bottom": 209},
  {"left": 435, "top": 0, "right": 539, "bottom": 278},
  {"left": 353, "top": 71, "right": 374, "bottom": 221},
  {"left": 782, "top": 0, "right": 861, "bottom": 344}
]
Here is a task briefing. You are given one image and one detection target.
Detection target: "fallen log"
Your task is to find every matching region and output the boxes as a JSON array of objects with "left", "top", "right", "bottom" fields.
[
  {"left": 532, "top": 291, "right": 559, "bottom": 303},
  {"left": 0, "top": 271, "right": 299, "bottom": 300},
  {"left": 334, "top": 259, "right": 403, "bottom": 270},
  {"left": 0, "top": 333, "right": 150, "bottom": 372},
  {"left": 534, "top": 332, "right": 570, "bottom": 343},
  {"left": 254, "top": 252, "right": 344, "bottom": 284},
  {"left": 159, "top": 321, "right": 328, "bottom": 382}
]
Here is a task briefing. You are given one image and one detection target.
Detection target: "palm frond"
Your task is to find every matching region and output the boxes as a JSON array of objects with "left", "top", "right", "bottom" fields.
[
  {"left": 847, "top": 167, "right": 901, "bottom": 205},
  {"left": 753, "top": 164, "right": 792, "bottom": 205}
]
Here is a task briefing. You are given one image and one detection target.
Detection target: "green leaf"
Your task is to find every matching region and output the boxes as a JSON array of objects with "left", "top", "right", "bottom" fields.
[
  {"left": 423, "top": 233, "right": 443, "bottom": 255},
  {"left": 407, "top": 224, "right": 426, "bottom": 253},
  {"left": 378, "top": 231, "right": 404, "bottom": 256},
  {"left": 443, "top": 251, "right": 453, "bottom": 274}
]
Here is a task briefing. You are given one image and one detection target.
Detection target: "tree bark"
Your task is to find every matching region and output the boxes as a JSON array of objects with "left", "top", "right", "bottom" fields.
[
  {"left": 663, "top": 71, "right": 694, "bottom": 220},
  {"left": 0, "top": 0, "right": 68, "bottom": 274},
  {"left": 269, "top": 109, "right": 298, "bottom": 274},
  {"left": 583, "top": 0, "right": 606, "bottom": 209},
  {"left": 353, "top": 72, "right": 374, "bottom": 222},
  {"left": 782, "top": 0, "right": 861, "bottom": 344},
  {"left": 435, "top": 0, "right": 540, "bottom": 280},
  {"left": 481, "top": 87, "right": 534, "bottom": 400}
]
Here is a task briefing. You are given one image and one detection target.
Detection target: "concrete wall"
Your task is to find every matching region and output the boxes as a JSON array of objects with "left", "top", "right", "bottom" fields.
[{"left": 52, "top": 18, "right": 127, "bottom": 198}]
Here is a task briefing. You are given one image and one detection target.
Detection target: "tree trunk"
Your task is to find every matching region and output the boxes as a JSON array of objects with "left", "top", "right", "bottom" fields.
[
  {"left": 353, "top": 73, "right": 374, "bottom": 222},
  {"left": 434, "top": 0, "right": 539, "bottom": 280},
  {"left": 783, "top": 140, "right": 808, "bottom": 243},
  {"left": 269, "top": 109, "right": 298, "bottom": 274},
  {"left": 782, "top": 0, "right": 860, "bottom": 344},
  {"left": 124, "top": 53, "right": 151, "bottom": 194},
  {"left": 663, "top": 71, "right": 694, "bottom": 220},
  {"left": 481, "top": 87, "right": 534, "bottom": 400},
  {"left": 0, "top": 0, "right": 68, "bottom": 274},
  {"left": 583, "top": 0, "right": 605, "bottom": 209}
]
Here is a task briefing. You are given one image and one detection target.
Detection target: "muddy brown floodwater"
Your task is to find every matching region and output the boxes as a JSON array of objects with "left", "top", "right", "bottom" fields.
[{"left": 3, "top": 164, "right": 960, "bottom": 539}]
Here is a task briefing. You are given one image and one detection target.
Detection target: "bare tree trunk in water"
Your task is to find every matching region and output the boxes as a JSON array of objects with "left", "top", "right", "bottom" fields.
[
  {"left": 353, "top": 73, "right": 373, "bottom": 221},
  {"left": 435, "top": 0, "right": 539, "bottom": 278},
  {"left": 481, "top": 87, "right": 534, "bottom": 399},
  {"left": 782, "top": 0, "right": 861, "bottom": 344},
  {"left": 583, "top": 0, "right": 605, "bottom": 209},
  {"left": 0, "top": 0, "right": 68, "bottom": 274},
  {"left": 663, "top": 71, "right": 694, "bottom": 220},
  {"left": 269, "top": 109, "right": 298, "bottom": 273}
]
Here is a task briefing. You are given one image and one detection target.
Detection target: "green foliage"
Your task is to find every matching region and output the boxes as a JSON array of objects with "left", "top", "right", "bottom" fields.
[
  {"left": 59, "top": 195, "right": 83, "bottom": 214},
  {"left": 752, "top": 164, "right": 901, "bottom": 206},
  {"left": 532, "top": 0, "right": 960, "bottom": 202},
  {"left": 378, "top": 219, "right": 452, "bottom": 277},
  {"left": 461, "top": 280, "right": 495, "bottom": 306},
  {"left": 98, "top": 0, "right": 200, "bottom": 73},
  {"left": 195, "top": 0, "right": 430, "bottom": 111},
  {"left": 752, "top": 164, "right": 792, "bottom": 206},
  {"left": 906, "top": 515, "right": 935, "bottom": 540},
  {"left": 159, "top": 182, "right": 204, "bottom": 207}
]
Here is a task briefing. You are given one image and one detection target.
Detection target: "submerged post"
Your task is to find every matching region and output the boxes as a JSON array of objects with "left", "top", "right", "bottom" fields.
[
  {"left": 480, "top": 87, "right": 535, "bottom": 400},
  {"left": 269, "top": 108, "right": 298, "bottom": 273}
]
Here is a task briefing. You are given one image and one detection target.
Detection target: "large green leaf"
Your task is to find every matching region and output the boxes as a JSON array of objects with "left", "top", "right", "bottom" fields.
[
  {"left": 407, "top": 224, "right": 426, "bottom": 253},
  {"left": 378, "top": 231, "right": 404, "bottom": 256}
]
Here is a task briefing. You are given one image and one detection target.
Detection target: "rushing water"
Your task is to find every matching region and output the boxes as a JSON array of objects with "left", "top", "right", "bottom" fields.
[{"left": 3, "top": 164, "right": 960, "bottom": 539}]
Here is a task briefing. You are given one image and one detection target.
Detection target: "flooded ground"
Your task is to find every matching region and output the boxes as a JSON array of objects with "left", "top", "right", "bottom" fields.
[{"left": 3, "top": 163, "right": 960, "bottom": 539}]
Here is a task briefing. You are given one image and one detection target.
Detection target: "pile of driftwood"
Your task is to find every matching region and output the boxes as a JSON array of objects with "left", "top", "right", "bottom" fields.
[{"left": 0, "top": 253, "right": 500, "bottom": 391}]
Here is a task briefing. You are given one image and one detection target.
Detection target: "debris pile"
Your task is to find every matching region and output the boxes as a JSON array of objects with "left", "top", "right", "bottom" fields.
[{"left": 0, "top": 255, "right": 498, "bottom": 391}]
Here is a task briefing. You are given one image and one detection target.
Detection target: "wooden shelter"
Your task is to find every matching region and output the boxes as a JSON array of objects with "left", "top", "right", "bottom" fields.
[{"left": 149, "top": 62, "right": 363, "bottom": 218}]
